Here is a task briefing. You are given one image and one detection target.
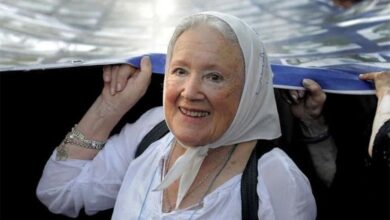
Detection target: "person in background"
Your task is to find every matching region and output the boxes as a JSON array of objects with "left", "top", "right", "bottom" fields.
[
  {"left": 282, "top": 71, "right": 389, "bottom": 219},
  {"left": 360, "top": 71, "right": 390, "bottom": 162},
  {"left": 36, "top": 11, "right": 316, "bottom": 220},
  {"left": 331, "top": 0, "right": 365, "bottom": 9}
]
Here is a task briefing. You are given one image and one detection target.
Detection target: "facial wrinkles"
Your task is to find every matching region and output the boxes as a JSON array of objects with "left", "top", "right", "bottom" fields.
[
  {"left": 168, "top": 53, "right": 242, "bottom": 115},
  {"left": 180, "top": 26, "right": 237, "bottom": 66},
  {"left": 164, "top": 25, "right": 244, "bottom": 145},
  {"left": 169, "top": 28, "right": 244, "bottom": 93}
]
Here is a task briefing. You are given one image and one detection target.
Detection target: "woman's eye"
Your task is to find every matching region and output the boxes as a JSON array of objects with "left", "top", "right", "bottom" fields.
[
  {"left": 205, "top": 73, "right": 223, "bottom": 82},
  {"left": 172, "top": 68, "right": 186, "bottom": 76}
]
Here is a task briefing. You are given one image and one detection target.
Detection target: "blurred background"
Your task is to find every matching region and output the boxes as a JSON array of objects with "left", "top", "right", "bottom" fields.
[{"left": 1, "top": 0, "right": 389, "bottom": 73}]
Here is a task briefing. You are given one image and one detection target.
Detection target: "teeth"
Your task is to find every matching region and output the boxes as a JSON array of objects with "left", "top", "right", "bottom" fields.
[{"left": 180, "top": 107, "right": 210, "bottom": 117}]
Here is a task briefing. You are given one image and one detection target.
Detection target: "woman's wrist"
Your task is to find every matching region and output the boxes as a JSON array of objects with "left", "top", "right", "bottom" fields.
[
  {"left": 56, "top": 125, "right": 106, "bottom": 161},
  {"left": 299, "top": 115, "right": 328, "bottom": 136},
  {"left": 77, "top": 96, "right": 125, "bottom": 140},
  {"left": 299, "top": 115, "right": 330, "bottom": 144},
  {"left": 377, "top": 95, "right": 390, "bottom": 115},
  {"left": 301, "top": 130, "right": 330, "bottom": 144},
  {"left": 368, "top": 94, "right": 390, "bottom": 156}
]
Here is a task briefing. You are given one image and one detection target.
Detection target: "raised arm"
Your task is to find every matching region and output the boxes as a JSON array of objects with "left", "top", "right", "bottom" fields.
[
  {"left": 285, "top": 79, "right": 337, "bottom": 187},
  {"left": 36, "top": 57, "right": 152, "bottom": 217},
  {"left": 59, "top": 57, "right": 152, "bottom": 160},
  {"left": 359, "top": 71, "right": 390, "bottom": 157}
]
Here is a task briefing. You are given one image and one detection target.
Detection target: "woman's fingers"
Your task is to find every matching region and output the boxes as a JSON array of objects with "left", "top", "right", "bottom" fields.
[
  {"left": 116, "top": 65, "right": 133, "bottom": 92},
  {"left": 360, "top": 71, "right": 390, "bottom": 98},
  {"left": 289, "top": 90, "right": 301, "bottom": 104},
  {"left": 136, "top": 56, "right": 152, "bottom": 85},
  {"left": 359, "top": 71, "right": 390, "bottom": 82},
  {"left": 359, "top": 72, "right": 376, "bottom": 80},
  {"left": 103, "top": 66, "right": 112, "bottom": 83},
  {"left": 122, "top": 56, "right": 152, "bottom": 96},
  {"left": 302, "top": 78, "right": 326, "bottom": 105},
  {"left": 102, "top": 64, "right": 137, "bottom": 95},
  {"left": 110, "top": 65, "right": 120, "bottom": 95},
  {"left": 101, "top": 56, "right": 152, "bottom": 98},
  {"left": 280, "top": 89, "right": 302, "bottom": 105},
  {"left": 102, "top": 65, "right": 115, "bottom": 96},
  {"left": 302, "top": 79, "right": 321, "bottom": 95}
]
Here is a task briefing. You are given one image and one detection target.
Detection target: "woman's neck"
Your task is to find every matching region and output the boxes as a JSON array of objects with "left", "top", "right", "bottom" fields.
[{"left": 162, "top": 140, "right": 257, "bottom": 212}]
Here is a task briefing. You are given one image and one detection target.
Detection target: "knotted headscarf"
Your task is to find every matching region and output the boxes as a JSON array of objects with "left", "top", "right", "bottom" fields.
[{"left": 157, "top": 11, "right": 281, "bottom": 208}]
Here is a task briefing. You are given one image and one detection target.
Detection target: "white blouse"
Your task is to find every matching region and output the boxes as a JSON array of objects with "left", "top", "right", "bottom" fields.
[{"left": 36, "top": 106, "right": 316, "bottom": 220}]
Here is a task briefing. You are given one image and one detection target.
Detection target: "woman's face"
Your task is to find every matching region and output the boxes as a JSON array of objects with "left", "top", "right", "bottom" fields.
[{"left": 164, "top": 24, "right": 244, "bottom": 147}]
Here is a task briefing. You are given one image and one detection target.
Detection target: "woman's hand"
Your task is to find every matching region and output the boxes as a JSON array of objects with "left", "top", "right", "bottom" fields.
[
  {"left": 101, "top": 56, "right": 152, "bottom": 116},
  {"left": 286, "top": 79, "right": 326, "bottom": 122},
  {"left": 359, "top": 71, "right": 390, "bottom": 100},
  {"left": 283, "top": 79, "right": 336, "bottom": 186},
  {"left": 283, "top": 79, "right": 327, "bottom": 137},
  {"left": 64, "top": 56, "right": 152, "bottom": 160}
]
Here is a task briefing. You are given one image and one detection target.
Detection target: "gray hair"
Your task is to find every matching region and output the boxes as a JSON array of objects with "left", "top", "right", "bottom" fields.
[{"left": 165, "top": 13, "right": 242, "bottom": 68}]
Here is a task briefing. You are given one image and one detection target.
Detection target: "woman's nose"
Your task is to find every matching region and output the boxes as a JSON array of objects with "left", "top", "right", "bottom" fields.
[{"left": 181, "top": 75, "right": 204, "bottom": 100}]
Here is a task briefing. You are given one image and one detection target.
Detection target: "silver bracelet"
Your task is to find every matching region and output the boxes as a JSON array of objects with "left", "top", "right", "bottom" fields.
[
  {"left": 55, "top": 141, "right": 68, "bottom": 161},
  {"left": 64, "top": 125, "right": 106, "bottom": 150},
  {"left": 55, "top": 125, "right": 106, "bottom": 161}
]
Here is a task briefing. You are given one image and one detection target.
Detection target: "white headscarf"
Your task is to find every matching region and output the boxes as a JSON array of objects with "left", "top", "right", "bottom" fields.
[{"left": 157, "top": 11, "right": 281, "bottom": 208}]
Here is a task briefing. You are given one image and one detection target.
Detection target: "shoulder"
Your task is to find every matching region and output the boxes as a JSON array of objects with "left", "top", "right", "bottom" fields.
[
  {"left": 120, "top": 106, "right": 164, "bottom": 135},
  {"left": 257, "top": 148, "right": 316, "bottom": 219},
  {"left": 135, "top": 106, "right": 164, "bottom": 125},
  {"left": 258, "top": 148, "right": 301, "bottom": 172},
  {"left": 106, "top": 106, "right": 165, "bottom": 155},
  {"left": 258, "top": 147, "right": 311, "bottom": 190}
]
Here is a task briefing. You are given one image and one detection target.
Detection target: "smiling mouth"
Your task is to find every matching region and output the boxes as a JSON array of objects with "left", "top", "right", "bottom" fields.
[{"left": 179, "top": 107, "right": 210, "bottom": 118}]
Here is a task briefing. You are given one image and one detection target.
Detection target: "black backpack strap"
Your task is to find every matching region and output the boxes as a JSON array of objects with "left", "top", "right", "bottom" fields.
[
  {"left": 241, "top": 139, "right": 277, "bottom": 220},
  {"left": 134, "top": 120, "right": 169, "bottom": 158}
]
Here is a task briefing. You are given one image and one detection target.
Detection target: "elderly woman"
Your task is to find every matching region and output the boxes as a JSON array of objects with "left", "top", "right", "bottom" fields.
[{"left": 37, "top": 12, "right": 316, "bottom": 219}]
